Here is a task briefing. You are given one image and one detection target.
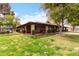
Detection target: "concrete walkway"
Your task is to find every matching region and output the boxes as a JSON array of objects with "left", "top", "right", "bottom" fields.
[{"left": 63, "top": 32, "right": 79, "bottom": 35}]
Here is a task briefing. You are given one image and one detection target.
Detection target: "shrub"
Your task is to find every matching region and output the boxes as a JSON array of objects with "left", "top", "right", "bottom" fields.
[{"left": 32, "top": 30, "right": 36, "bottom": 35}]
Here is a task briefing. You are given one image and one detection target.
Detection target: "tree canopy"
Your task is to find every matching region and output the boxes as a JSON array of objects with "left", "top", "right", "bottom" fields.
[{"left": 42, "top": 3, "right": 79, "bottom": 32}]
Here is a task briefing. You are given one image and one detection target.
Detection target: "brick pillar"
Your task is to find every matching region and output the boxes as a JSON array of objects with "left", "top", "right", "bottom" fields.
[
  {"left": 46, "top": 26, "right": 48, "bottom": 33},
  {"left": 31, "top": 24, "right": 35, "bottom": 35}
]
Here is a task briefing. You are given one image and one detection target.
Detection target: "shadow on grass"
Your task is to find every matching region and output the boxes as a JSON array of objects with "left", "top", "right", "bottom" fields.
[
  {"left": 30, "top": 33, "right": 56, "bottom": 39},
  {"left": 63, "top": 35, "right": 79, "bottom": 43}
]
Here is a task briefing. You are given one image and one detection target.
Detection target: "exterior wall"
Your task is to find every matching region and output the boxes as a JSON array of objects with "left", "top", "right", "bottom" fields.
[
  {"left": 67, "top": 26, "right": 75, "bottom": 32},
  {"left": 26, "top": 24, "right": 31, "bottom": 34},
  {"left": 35, "top": 24, "right": 46, "bottom": 34}
]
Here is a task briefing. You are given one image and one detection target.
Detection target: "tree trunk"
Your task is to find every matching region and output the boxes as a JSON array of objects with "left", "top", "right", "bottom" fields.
[
  {"left": 0, "top": 26, "right": 1, "bottom": 33},
  {"left": 72, "top": 25, "right": 75, "bottom": 32},
  {"left": 59, "top": 4, "right": 65, "bottom": 35},
  {"left": 58, "top": 24, "right": 62, "bottom": 34},
  {"left": 59, "top": 18, "right": 64, "bottom": 35}
]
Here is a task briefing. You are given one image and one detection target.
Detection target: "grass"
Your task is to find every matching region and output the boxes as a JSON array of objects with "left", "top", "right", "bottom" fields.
[{"left": 0, "top": 32, "right": 79, "bottom": 56}]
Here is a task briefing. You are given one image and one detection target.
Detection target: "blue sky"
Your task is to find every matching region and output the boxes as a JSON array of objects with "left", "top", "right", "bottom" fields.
[
  {"left": 10, "top": 3, "right": 47, "bottom": 24},
  {"left": 10, "top": 3, "right": 42, "bottom": 16}
]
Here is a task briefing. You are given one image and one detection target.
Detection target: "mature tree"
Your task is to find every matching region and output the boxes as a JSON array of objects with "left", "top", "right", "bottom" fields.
[
  {"left": 42, "top": 3, "right": 79, "bottom": 32},
  {"left": 0, "top": 3, "right": 18, "bottom": 33},
  {"left": 4, "top": 15, "right": 14, "bottom": 25},
  {"left": 67, "top": 4, "right": 79, "bottom": 31},
  {"left": 42, "top": 3, "right": 69, "bottom": 33},
  {"left": 0, "top": 3, "right": 11, "bottom": 15},
  {"left": 13, "top": 17, "right": 20, "bottom": 31},
  {"left": 0, "top": 14, "right": 4, "bottom": 32},
  {"left": 4, "top": 15, "right": 20, "bottom": 31},
  {"left": 14, "top": 17, "right": 20, "bottom": 26}
]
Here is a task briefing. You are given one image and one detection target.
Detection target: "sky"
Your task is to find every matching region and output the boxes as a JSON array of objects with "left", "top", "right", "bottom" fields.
[{"left": 10, "top": 3, "right": 48, "bottom": 24}]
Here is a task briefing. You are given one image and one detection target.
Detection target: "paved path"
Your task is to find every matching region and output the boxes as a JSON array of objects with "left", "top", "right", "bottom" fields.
[{"left": 63, "top": 32, "right": 79, "bottom": 35}]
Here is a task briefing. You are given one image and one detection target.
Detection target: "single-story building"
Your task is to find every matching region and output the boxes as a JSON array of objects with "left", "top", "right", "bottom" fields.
[{"left": 16, "top": 22, "right": 67, "bottom": 35}]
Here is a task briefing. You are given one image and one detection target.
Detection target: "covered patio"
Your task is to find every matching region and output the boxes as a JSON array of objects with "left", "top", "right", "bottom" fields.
[{"left": 16, "top": 22, "right": 60, "bottom": 35}]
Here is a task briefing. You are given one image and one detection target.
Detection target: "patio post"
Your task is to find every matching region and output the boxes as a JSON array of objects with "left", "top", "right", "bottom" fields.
[
  {"left": 31, "top": 24, "right": 35, "bottom": 35},
  {"left": 46, "top": 26, "right": 48, "bottom": 33}
]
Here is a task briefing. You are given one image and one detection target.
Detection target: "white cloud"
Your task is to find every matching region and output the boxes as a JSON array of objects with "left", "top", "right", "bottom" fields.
[{"left": 19, "top": 12, "right": 48, "bottom": 25}]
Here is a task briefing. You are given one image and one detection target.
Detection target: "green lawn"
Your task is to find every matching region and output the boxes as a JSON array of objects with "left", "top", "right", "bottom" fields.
[{"left": 0, "top": 32, "right": 79, "bottom": 56}]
